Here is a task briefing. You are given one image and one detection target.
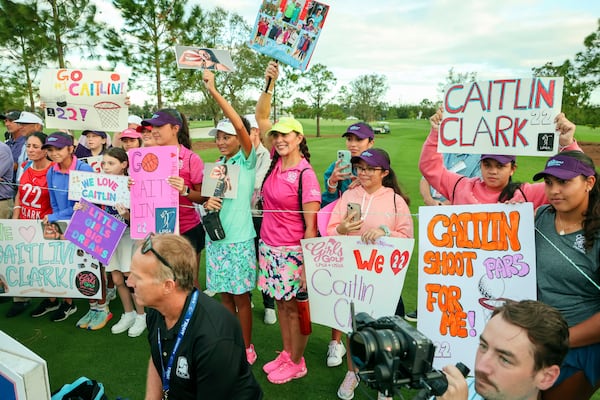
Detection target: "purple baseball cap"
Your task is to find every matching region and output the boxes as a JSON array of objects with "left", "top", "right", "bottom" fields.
[
  {"left": 351, "top": 149, "right": 390, "bottom": 170},
  {"left": 480, "top": 154, "right": 516, "bottom": 164},
  {"left": 82, "top": 130, "right": 107, "bottom": 138},
  {"left": 533, "top": 154, "right": 596, "bottom": 181},
  {"left": 141, "top": 111, "right": 182, "bottom": 127},
  {"left": 42, "top": 132, "right": 74, "bottom": 149},
  {"left": 343, "top": 122, "right": 374, "bottom": 140}
]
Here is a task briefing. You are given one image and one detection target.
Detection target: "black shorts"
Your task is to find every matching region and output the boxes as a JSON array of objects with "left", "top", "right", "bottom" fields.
[{"left": 182, "top": 223, "right": 205, "bottom": 254}]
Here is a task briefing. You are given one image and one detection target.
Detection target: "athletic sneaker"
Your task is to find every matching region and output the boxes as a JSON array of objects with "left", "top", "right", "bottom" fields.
[
  {"left": 6, "top": 301, "right": 29, "bottom": 318},
  {"left": 404, "top": 310, "right": 418, "bottom": 322},
  {"left": 327, "top": 340, "right": 346, "bottom": 367},
  {"left": 50, "top": 302, "right": 77, "bottom": 322},
  {"left": 337, "top": 371, "right": 360, "bottom": 400},
  {"left": 263, "top": 350, "right": 290, "bottom": 375},
  {"left": 111, "top": 312, "right": 136, "bottom": 334},
  {"left": 76, "top": 309, "right": 96, "bottom": 329},
  {"left": 106, "top": 287, "right": 117, "bottom": 302},
  {"left": 87, "top": 309, "right": 112, "bottom": 330},
  {"left": 30, "top": 299, "right": 60, "bottom": 318},
  {"left": 267, "top": 357, "right": 307, "bottom": 384},
  {"left": 128, "top": 314, "right": 147, "bottom": 337},
  {"left": 264, "top": 308, "right": 277, "bottom": 325},
  {"left": 377, "top": 392, "right": 392, "bottom": 400},
  {"left": 246, "top": 344, "right": 257, "bottom": 365}
]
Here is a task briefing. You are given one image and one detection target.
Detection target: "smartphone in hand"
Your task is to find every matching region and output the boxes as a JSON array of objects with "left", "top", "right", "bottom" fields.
[
  {"left": 337, "top": 150, "right": 352, "bottom": 172},
  {"left": 347, "top": 202, "right": 361, "bottom": 222}
]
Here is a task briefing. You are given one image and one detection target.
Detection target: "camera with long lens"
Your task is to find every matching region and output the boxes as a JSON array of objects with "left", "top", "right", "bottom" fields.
[{"left": 350, "top": 312, "right": 464, "bottom": 398}]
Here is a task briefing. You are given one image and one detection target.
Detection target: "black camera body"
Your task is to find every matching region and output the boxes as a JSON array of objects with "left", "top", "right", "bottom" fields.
[{"left": 350, "top": 312, "right": 449, "bottom": 397}]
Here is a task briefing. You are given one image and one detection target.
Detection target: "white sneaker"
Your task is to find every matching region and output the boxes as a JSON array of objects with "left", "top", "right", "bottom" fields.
[
  {"left": 264, "top": 308, "right": 277, "bottom": 325},
  {"left": 203, "top": 289, "right": 216, "bottom": 297},
  {"left": 128, "top": 314, "right": 147, "bottom": 337},
  {"left": 377, "top": 392, "right": 392, "bottom": 400},
  {"left": 327, "top": 340, "right": 346, "bottom": 367},
  {"left": 106, "top": 287, "right": 117, "bottom": 302},
  {"left": 337, "top": 371, "right": 359, "bottom": 400},
  {"left": 111, "top": 312, "right": 136, "bottom": 334}
]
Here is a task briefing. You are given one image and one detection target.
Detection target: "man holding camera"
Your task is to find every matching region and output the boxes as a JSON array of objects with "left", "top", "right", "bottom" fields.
[{"left": 437, "top": 300, "right": 569, "bottom": 400}]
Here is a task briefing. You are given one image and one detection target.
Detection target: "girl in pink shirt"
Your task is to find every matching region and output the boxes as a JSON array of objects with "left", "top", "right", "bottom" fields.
[
  {"left": 327, "top": 148, "right": 413, "bottom": 400},
  {"left": 256, "top": 61, "right": 321, "bottom": 385}
]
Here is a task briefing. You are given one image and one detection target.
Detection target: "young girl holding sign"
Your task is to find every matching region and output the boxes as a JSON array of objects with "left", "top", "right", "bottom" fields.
[
  {"left": 40, "top": 132, "right": 95, "bottom": 322},
  {"left": 326, "top": 148, "right": 413, "bottom": 400},
  {"left": 419, "top": 108, "right": 579, "bottom": 206},
  {"left": 532, "top": 151, "right": 600, "bottom": 400},
  {"left": 202, "top": 69, "right": 258, "bottom": 364},
  {"left": 97, "top": 147, "right": 147, "bottom": 337}
]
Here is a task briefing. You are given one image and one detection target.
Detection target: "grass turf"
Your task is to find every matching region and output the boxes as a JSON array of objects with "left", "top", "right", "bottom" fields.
[{"left": 1, "top": 118, "right": 599, "bottom": 399}]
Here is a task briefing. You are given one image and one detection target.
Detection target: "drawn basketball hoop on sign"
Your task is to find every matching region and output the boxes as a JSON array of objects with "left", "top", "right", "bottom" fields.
[{"left": 94, "top": 101, "right": 122, "bottom": 130}]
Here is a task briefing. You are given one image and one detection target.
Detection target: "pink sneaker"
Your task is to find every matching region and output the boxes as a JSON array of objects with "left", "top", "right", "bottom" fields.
[
  {"left": 267, "top": 357, "right": 307, "bottom": 384},
  {"left": 263, "top": 350, "right": 290, "bottom": 374},
  {"left": 246, "top": 344, "right": 257, "bottom": 365}
]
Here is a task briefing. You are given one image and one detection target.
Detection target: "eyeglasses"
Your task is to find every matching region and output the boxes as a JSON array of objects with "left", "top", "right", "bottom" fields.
[
  {"left": 354, "top": 165, "right": 383, "bottom": 175},
  {"left": 141, "top": 233, "right": 175, "bottom": 272}
]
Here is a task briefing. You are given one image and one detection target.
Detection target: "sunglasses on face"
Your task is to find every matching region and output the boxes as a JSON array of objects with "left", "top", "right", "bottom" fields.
[{"left": 141, "top": 232, "right": 175, "bottom": 275}]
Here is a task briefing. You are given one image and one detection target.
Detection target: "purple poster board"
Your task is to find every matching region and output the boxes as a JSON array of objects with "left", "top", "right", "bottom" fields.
[
  {"left": 249, "top": 0, "right": 330, "bottom": 71},
  {"left": 128, "top": 146, "right": 180, "bottom": 239},
  {"left": 64, "top": 199, "right": 126, "bottom": 264}
]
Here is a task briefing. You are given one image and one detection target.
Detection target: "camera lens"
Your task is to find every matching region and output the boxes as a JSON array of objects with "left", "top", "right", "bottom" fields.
[{"left": 350, "top": 328, "right": 407, "bottom": 369}]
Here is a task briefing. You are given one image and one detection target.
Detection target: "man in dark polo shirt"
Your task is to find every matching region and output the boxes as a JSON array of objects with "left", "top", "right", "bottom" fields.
[{"left": 127, "top": 233, "right": 262, "bottom": 400}]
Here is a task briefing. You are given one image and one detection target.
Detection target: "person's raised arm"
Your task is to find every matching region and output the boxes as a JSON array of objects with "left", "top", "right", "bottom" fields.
[
  {"left": 556, "top": 113, "right": 581, "bottom": 152},
  {"left": 255, "top": 61, "right": 279, "bottom": 148},
  {"left": 203, "top": 69, "right": 252, "bottom": 157}
]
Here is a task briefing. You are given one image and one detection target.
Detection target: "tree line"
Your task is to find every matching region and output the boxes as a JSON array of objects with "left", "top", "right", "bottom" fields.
[{"left": 0, "top": 1, "right": 598, "bottom": 132}]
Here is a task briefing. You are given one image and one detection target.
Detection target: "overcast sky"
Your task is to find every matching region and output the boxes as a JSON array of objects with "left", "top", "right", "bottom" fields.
[{"left": 96, "top": 0, "right": 600, "bottom": 105}]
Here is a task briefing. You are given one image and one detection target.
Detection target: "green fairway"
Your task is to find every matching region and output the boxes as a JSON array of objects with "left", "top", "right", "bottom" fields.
[{"left": 2, "top": 118, "right": 599, "bottom": 399}]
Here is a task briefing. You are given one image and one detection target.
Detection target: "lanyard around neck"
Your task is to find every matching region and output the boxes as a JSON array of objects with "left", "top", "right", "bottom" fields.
[{"left": 157, "top": 289, "right": 199, "bottom": 398}]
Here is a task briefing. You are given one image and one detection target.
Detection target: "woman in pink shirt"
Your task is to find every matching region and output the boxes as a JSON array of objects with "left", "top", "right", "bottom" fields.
[
  {"left": 256, "top": 61, "right": 321, "bottom": 385},
  {"left": 419, "top": 108, "right": 579, "bottom": 206},
  {"left": 327, "top": 148, "right": 413, "bottom": 400}
]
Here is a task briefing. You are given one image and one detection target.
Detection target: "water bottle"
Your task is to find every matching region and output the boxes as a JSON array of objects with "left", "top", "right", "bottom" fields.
[{"left": 296, "top": 291, "right": 312, "bottom": 335}]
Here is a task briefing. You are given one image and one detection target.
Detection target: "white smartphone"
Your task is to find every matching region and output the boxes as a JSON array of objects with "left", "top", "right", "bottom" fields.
[
  {"left": 347, "top": 202, "right": 361, "bottom": 222},
  {"left": 337, "top": 150, "right": 352, "bottom": 172}
]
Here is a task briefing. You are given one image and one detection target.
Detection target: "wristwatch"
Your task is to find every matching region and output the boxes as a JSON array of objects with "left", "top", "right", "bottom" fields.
[
  {"left": 182, "top": 186, "right": 190, "bottom": 197},
  {"left": 379, "top": 225, "right": 391, "bottom": 237}
]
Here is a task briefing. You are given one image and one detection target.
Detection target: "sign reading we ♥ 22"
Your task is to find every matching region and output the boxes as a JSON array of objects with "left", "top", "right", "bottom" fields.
[
  {"left": 40, "top": 68, "right": 129, "bottom": 131},
  {"left": 301, "top": 236, "right": 414, "bottom": 332}
]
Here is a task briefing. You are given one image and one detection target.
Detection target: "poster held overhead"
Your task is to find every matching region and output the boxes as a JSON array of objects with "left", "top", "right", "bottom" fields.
[
  {"left": 439, "top": 77, "right": 564, "bottom": 157},
  {"left": 249, "top": 0, "right": 330, "bottom": 71},
  {"left": 174, "top": 46, "right": 235, "bottom": 72},
  {"left": 39, "top": 68, "right": 129, "bottom": 131}
]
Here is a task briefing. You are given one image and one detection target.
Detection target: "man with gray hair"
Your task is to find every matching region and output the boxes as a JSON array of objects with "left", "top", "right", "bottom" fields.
[{"left": 128, "top": 233, "right": 262, "bottom": 400}]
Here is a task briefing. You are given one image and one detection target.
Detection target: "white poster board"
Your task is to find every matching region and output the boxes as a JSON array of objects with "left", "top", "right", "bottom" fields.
[
  {"left": 69, "top": 171, "right": 130, "bottom": 207},
  {"left": 0, "top": 331, "right": 51, "bottom": 400},
  {"left": 417, "top": 203, "right": 537, "bottom": 370},
  {"left": 302, "top": 236, "right": 414, "bottom": 332},
  {"left": 439, "top": 77, "right": 563, "bottom": 156},
  {"left": 0, "top": 220, "right": 103, "bottom": 300},
  {"left": 39, "top": 68, "right": 128, "bottom": 131}
]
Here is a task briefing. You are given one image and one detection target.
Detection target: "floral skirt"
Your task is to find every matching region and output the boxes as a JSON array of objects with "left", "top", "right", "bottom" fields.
[
  {"left": 206, "top": 239, "right": 256, "bottom": 294},
  {"left": 258, "top": 240, "right": 304, "bottom": 301}
]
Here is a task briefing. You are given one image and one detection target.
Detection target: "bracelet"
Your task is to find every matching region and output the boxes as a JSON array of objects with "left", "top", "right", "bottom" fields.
[
  {"left": 327, "top": 178, "right": 337, "bottom": 190},
  {"left": 13, "top": 206, "right": 22, "bottom": 209},
  {"left": 379, "top": 225, "right": 391, "bottom": 237}
]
